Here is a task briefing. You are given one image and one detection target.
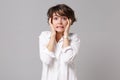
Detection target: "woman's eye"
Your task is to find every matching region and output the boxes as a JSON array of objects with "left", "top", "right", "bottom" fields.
[
  {"left": 62, "top": 17, "right": 67, "bottom": 20},
  {"left": 53, "top": 17, "right": 58, "bottom": 20}
]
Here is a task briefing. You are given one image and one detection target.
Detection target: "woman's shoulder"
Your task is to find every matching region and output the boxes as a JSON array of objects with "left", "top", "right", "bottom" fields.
[
  {"left": 40, "top": 31, "right": 51, "bottom": 35},
  {"left": 69, "top": 32, "right": 80, "bottom": 41},
  {"left": 39, "top": 31, "right": 51, "bottom": 38},
  {"left": 69, "top": 32, "right": 79, "bottom": 38}
]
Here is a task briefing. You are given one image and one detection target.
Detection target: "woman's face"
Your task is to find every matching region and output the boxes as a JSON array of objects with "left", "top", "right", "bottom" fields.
[{"left": 52, "top": 13, "right": 68, "bottom": 33}]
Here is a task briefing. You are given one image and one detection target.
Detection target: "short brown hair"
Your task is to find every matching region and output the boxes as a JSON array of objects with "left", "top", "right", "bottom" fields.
[{"left": 47, "top": 4, "right": 76, "bottom": 25}]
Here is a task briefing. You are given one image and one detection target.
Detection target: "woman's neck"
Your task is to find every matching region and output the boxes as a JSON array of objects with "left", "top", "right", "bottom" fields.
[{"left": 56, "top": 32, "right": 63, "bottom": 42}]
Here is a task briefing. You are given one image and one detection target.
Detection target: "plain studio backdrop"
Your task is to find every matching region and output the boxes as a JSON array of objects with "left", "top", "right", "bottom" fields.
[{"left": 0, "top": 0, "right": 120, "bottom": 80}]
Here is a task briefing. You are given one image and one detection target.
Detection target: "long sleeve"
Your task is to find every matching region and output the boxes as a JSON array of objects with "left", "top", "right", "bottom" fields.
[
  {"left": 61, "top": 33, "right": 80, "bottom": 64},
  {"left": 39, "top": 31, "right": 55, "bottom": 65}
]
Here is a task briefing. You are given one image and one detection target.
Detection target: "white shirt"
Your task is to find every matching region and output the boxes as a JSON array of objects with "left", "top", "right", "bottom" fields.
[{"left": 39, "top": 31, "right": 80, "bottom": 80}]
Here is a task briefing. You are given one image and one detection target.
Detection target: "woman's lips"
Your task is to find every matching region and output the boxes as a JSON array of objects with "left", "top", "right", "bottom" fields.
[{"left": 56, "top": 26, "right": 64, "bottom": 28}]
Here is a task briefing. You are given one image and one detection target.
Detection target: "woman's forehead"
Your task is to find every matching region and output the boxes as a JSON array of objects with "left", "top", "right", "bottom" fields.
[{"left": 52, "top": 13, "right": 67, "bottom": 17}]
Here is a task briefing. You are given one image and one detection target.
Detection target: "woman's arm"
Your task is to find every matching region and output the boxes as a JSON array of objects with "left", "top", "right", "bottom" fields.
[
  {"left": 47, "top": 33, "right": 56, "bottom": 52},
  {"left": 61, "top": 33, "right": 80, "bottom": 64},
  {"left": 39, "top": 32, "right": 55, "bottom": 65},
  {"left": 62, "top": 35, "right": 70, "bottom": 48},
  {"left": 62, "top": 19, "right": 71, "bottom": 48},
  {"left": 47, "top": 18, "right": 56, "bottom": 52}
]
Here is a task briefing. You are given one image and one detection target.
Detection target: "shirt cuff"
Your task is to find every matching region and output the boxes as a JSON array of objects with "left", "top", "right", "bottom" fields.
[
  {"left": 62, "top": 46, "right": 73, "bottom": 53},
  {"left": 44, "top": 48, "right": 55, "bottom": 58}
]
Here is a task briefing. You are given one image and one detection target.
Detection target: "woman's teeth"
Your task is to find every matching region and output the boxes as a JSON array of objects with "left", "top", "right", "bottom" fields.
[{"left": 56, "top": 26, "right": 64, "bottom": 28}]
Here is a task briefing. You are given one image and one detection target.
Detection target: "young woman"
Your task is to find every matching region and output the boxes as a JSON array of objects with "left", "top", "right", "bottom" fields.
[{"left": 39, "top": 4, "right": 80, "bottom": 80}]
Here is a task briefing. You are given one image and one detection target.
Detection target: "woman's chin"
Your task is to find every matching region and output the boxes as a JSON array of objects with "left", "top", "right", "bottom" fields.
[{"left": 56, "top": 30, "right": 64, "bottom": 33}]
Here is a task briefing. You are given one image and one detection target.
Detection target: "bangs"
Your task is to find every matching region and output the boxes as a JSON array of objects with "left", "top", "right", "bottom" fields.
[{"left": 54, "top": 10, "right": 67, "bottom": 17}]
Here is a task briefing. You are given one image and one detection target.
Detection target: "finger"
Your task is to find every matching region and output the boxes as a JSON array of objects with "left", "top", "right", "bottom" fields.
[
  {"left": 49, "top": 18, "right": 54, "bottom": 28},
  {"left": 67, "top": 19, "right": 70, "bottom": 25},
  {"left": 67, "top": 19, "right": 71, "bottom": 27},
  {"left": 49, "top": 18, "right": 55, "bottom": 32},
  {"left": 68, "top": 19, "right": 72, "bottom": 25},
  {"left": 69, "top": 19, "right": 72, "bottom": 25},
  {"left": 49, "top": 18, "right": 52, "bottom": 25}
]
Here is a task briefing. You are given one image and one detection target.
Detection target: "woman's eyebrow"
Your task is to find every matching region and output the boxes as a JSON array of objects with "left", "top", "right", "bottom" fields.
[
  {"left": 53, "top": 15, "right": 66, "bottom": 17},
  {"left": 53, "top": 15, "right": 60, "bottom": 17}
]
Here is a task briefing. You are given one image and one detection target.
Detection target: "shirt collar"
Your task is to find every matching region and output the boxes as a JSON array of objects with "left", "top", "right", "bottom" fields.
[
  {"left": 48, "top": 34, "right": 71, "bottom": 43},
  {"left": 48, "top": 35, "right": 64, "bottom": 42}
]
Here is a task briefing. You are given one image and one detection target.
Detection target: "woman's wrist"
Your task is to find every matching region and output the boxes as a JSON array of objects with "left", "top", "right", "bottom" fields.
[
  {"left": 64, "top": 32, "right": 69, "bottom": 36},
  {"left": 63, "top": 36, "right": 70, "bottom": 40}
]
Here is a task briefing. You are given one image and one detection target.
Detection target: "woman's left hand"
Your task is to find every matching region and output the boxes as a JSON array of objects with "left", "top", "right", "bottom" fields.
[{"left": 64, "top": 19, "right": 72, "bottom": 36}]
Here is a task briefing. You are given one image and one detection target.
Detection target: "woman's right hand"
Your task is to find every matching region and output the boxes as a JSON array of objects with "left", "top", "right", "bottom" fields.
[{"left": 49, "top": 18, "right": 56, "bottom": 36}]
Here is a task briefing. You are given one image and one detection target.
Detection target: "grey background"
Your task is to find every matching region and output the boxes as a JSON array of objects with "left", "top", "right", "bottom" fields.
[{"left": 0, "top": 0, "right": 120, "bottom": 80}]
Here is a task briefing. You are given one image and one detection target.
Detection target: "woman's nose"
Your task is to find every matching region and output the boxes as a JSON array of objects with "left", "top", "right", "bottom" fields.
[{"left": 58, "top": 18, "right": 62, "bottom": 24}]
